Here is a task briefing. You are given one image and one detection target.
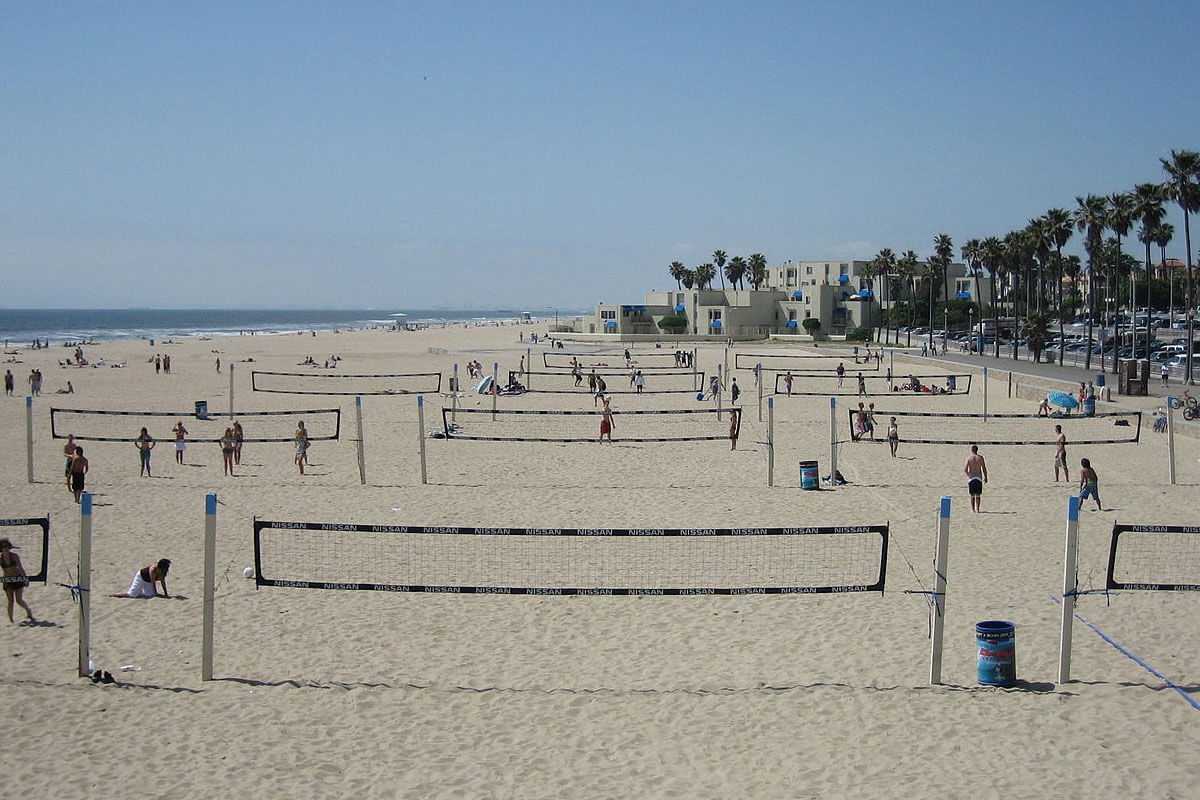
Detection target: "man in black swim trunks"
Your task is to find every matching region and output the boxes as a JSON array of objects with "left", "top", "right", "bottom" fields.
[{"left": 964, "top": 444, "right": 988, "bottom": 512}]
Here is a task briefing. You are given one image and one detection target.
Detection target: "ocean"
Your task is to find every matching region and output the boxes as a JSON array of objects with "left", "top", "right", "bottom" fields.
[{"left": 0, "top": 308, "right": 586, "bottom": 347}]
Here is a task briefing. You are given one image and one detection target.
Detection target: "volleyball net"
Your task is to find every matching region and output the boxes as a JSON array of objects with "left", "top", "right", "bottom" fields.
[
  {"left": 509, "top": 369, "right": 703, "bottom": 394},
  {"left": 0, "top": 518, "right": 49, "bottom": 586},
  {"left": 50, "top": 407, "right": 342, "bottom": 443},
  {"left": 735, "top": 352, "right": 881, "bottom": 372},
  {"left": 441, "top": 406, "right": 739, "bottom": 443},
  {"left": 1106, "top": 524, "right": 1200, "bottom": 591},
  {"left": 251, "top": 370, "right": 442, "bottom": 395},
  {"left": 542, "top": 351, "right": 686, "bottom": 370},
  {"left": 253, "top": 520, "right": 889, "bottom": 594},
  {"left": 775, "top": 373, "right": 971, "bottom": 396},
  {"left": 845, "top": 409, "right": 1141, "bottom": 445}
]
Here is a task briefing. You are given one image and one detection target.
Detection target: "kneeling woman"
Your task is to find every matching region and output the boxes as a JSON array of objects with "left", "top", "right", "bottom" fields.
[{"left": 111, "top": 559, "right": 171, "bottom": 598}]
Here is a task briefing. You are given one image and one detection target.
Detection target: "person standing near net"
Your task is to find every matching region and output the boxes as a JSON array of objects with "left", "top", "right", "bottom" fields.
[
  {"left": 172, "top": 421, "right": 188, "bottom": 465},
  {"left": 69, "top": 446, "right": 88, "bottom": 504},
  {"left": 887, "top": 417, "right": 899, "bottom": 457},
  {"left": 232, "top": 420, "right": 244, "bottom": 466},
  {"left": 1078, "top": 458, "right": 1103, "bottom": 511},
  {"left": 729, "top": 407, "right": 740, "bottom": 450},
  {"left": 599, "top": 397, "right": 615, "bottom": 443},
  {"left": 1, "top": 539, "right": 35, "bottom": 624},
  {"left": 63, "top": 435, "right": 77, "bottom": 488},
  {"left": 633, "top": 370, "right": 645, "bottom": 394},
  {"left": 836, "top": 362, "right": 845, "bottom": 388},
  {"left": 593, "top": 375, "right": 607, "bottom": 407},
  {"left": 1053, "top": 425, "right": 1069, "bottom": 482},
  {"left": 784, "top": 372, "right": 793, "bottom": 396},
  {"left": 964, "top": 445, "right": 987, "bottom": 513},
  {"left": 730, "top": 377, "right": 740, "bottom": 404},
  {"left": 294, "top": 421, "right": 310, "bottom": 474},
  {"left": 135, "top": 427, "right": 155, "bottom": 477},
  {"left": 856, "top": 373, "right": 866, "bottom": 396},
  {"left": 219, "top": 428, "right": 237, "bottom": 476}
]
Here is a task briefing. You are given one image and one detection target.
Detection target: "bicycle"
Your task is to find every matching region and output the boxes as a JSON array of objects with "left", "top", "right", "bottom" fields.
[{"left": 1170, "top": 390, "right": 1198, "bottom": 420}]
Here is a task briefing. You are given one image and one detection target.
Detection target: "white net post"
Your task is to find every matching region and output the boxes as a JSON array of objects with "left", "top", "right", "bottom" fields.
[
  {"left": 452, "top": 363, "right": 459, "bottom": 424},
  {"left": 929, "top": 496, "right": 951, "bottom": 685},
  {"left": 829, "top": 397, "right": 838, "bottom": 482},
  {"left": 1167, "top": 397, "right": 1177, "bottom": 485},
  {"left": 717, "top": 364, "right": 724, "bottom": 420},
  {"left": 756, "top": 363, "right": 763, "bottom": 422},
  {"left": 25, "top": 396, "right": 33, "bottom": 484},
  {"left": 202, "top": 493, "right": 216, "bottom": 681},
  {"left": 355, "top": 396, "right": 366, "bottom": 485},
  {"left": 1058, "top": 495, "right": 1081, "bottom": 683},
  {"left": 767, "top": 396, "right": 775, "bottom": 487},
  {"left": 77, "top": 493, "right": 93, "bottom": 677},
  {"left": 982, "top": 366, "right": 989, "bottom": 421},
  {"left": 417, "top": 395, "right": 428, "bottom": 485},
  {"left": 491, "top": 362, "right": 498, "bottom": 421},
  {"left": 228, "top": 363, "right": 235, "bottom": 419},
  {"left": 526, "top": 347, "right": 531, "bottom": 389}
]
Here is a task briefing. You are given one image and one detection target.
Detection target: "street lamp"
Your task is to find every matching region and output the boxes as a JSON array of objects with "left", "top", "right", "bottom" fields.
[
  {"left": 968, "top": 307, "right": 975, "bottom": 353},
  {"left": 943, "top": 308, "right": 948, "bottom": 353}
]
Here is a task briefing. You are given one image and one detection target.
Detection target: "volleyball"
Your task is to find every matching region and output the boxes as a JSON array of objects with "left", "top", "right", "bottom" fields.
[{"left": 243, "top": 566, "right": 255, "bottom": 579}]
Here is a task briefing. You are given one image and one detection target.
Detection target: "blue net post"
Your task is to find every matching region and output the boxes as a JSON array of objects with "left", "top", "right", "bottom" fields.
[{"left": 1058, "top": 494, "right": 1081, "bottom": 683}]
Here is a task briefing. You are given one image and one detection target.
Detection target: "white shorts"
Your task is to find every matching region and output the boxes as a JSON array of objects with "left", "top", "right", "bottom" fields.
[
  {"left": 175, "top": 440, "right": 186, "bottom": 452},
  {"left": 126, "top": 572, "right": 156, "bottom": 598}
]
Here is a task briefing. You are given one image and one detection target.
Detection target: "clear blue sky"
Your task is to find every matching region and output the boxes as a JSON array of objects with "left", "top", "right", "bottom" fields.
[{"left": 3, "top": 1, "right": 1198, "bottom": 309}]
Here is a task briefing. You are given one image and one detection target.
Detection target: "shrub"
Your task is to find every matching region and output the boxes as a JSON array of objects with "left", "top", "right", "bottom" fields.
[
  {"left": 847, "top": 326, "right": 873, "bottom": 342},
  {"left": 657, "top": 315, "right": 689, "bottom": 333}
]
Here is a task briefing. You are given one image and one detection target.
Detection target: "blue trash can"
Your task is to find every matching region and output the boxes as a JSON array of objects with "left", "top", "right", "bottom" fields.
[
  {"left": 1083, "top": 395, "right": 1096, "bottom": 417},
  {"left": 195, "top": 400, "right": 209, "bottom": 420},
  {"left": 977, "top": 620, "right": 1016, "bottom": 686},
  {"left": 799, "top": 460, "right": 819, "bottom": 490},
  {"left": 1095, "top": 373, "right": 1105, "bottom": 388}
]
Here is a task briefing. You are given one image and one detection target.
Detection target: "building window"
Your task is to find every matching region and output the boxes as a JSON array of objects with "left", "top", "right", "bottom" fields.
[
  {"left": 806, "top": 266, "right": 813, "bottom": 275},
  {"left": 601, "top": 310, "right": 616, "bottom": 320},
  {"left": 788, "top": 310, "right": 796, "bottom": 321}
]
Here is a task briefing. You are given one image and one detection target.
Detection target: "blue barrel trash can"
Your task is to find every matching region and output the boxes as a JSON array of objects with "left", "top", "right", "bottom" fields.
[
  {"left": 1083, "top": 395, "right": 1096, "bottom": 417},
  {"left": 798, "top": 460, "right": 819, "bottom": 490},
  {"left": 977, "top": 620, "right": 1016, "bottom": 686},
  {"left": 1095, "top": 373, "right": 1105, "bottom": 388},
  {"left": 195, "top": 400, "right": 209, "bottom": 420}
]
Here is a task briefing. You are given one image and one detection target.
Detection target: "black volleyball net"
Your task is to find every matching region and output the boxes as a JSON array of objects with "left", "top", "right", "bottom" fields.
[
  {"left": 251, "top": 370, "right": 442, "bottom": 395},
  {"left": 253, "top": 520, "right": 889, "bottom": 595},
  {"left": 735, "top": 352, "right": 881, "bottom": 371},
  {"left": 542, "top": 351, "right": 686, "bottom": 370},
  {"left": 1106, "top": 524, "right": 1200, "bottom": 591},
  {"left": 775, "top": 372, "right": 971, "bottom": 396},
  {"left": 0, "top": 518, "right": 49, "bottom": 585},
  {"left": 440, "top": 405, "right": 740, "bottom": 443},
  {"left": 50, "top": 407, "right": 342, "bottom": 443},
  {"left": 845, "top": 408, "right": 1141, "bottom": 445},
  {"left": 510, "top": 369, "right": 703, "bottom": 394}
]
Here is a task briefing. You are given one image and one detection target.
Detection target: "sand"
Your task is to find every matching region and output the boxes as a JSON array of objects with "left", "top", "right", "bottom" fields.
[{"left": 3, "top": 324, "right": 1200, "bottom": 799}]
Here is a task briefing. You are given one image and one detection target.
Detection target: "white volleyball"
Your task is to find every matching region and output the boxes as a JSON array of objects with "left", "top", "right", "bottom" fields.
[{"left": 243, "top": 567, "right": 255, "bottom": 579}]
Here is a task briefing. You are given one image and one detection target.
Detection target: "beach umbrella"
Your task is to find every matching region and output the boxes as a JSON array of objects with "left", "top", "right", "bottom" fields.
[{"left": 1047, "top": 391, "right": 1079, "bottom": 409}]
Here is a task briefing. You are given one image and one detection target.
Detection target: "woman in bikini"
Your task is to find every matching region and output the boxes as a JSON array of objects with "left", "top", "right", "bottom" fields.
[
  {"left": 172, "top": 421, "right": 188, "bottom": 465},
  {"left": 135, "top": 427, "right": 155, "bottom": 477},
  {"left": 1, "top": 539, "right": 35, "bottom": 623},
  {"left": 110, "top": 559, "right": 171, "bottom": 598},
  {"left": 220, "top": 428, "right": 236, "bottom": 476}
]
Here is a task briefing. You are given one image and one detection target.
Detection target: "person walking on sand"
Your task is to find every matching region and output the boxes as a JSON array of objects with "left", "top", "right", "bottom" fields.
[
  {"left": 1078, "top": 458, "right": 1103, "bottom": 511},
  {"left": 728, "top": 407, "right": 740, "bottom": 450},
  {"left": 172, "top": 421, "right": 187, "bottom": 465},
  {"left": 1053, "top": 424, "right": 1069, "bottom": 482},
  {"left": 593, "top": 375, "right": 607, "bottom": 407},
  {"left": 856, "top": 373, "right": 866, "bottom": 396},
  {"left": 784, "top": 372, "right": 793, "bottom": 396},
  {"left": 4, "top": 369, "right": 12, "bottom": 396},
  {"left": 964, "top": 444, "right": 988, "bottom": 513},
  {"left": 599, "top": 397, "right": 615, "bottom": 443},
  {"left": 1, "top": 539, "right": 35, "bottom": 624},
  {"left": 730, "top": 377, "right": 740, "bottom": 404},
  {"left": 69, "top": 446, "right": 88, "bottom": 504},
  {"left": 294, "top": 421, "right": 310, "bottom": 474},
  {"left": 63, "top": 435, "right": 77, "bottom": 487},
  {"left": 215, "top": 356, "right": 221, "bottom": 374},
  {"left": 887, "top": 416, "right": 899, "bottom": 457},
  {"left": 633, "top": 370, "right": 645, "bottom": 394},
  {"left": 135, "top": 427, "right": 155, "bottom": 477},
  {"left": 835, "top": 362, "right": 845, "bottom": 388},
  {"left": 232, "top": 420, "right": 244, "bottom": 465}
]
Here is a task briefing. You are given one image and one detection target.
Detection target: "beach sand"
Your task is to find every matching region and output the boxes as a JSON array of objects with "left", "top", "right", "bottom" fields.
[{"left": 3, "top": 325, "right": 1200, "bottom": 799}]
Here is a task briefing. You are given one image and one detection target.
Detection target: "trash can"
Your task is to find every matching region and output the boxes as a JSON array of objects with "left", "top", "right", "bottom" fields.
[
  {"left": 947, "top": 376, "right": 957, "bottom": 391},
  {"left": 1082, "top": 395, "right": 1096, "bottom": 417},
  {"left": 1094, "top": 373, "right": 1105, "bottom": 388},
  {"left": 798, "top": 460, "right": 819, "bottom": 490},
  {"left": 977, "top": 620, "right": 1016, "bottom": 686},
  {"left": 195, "top": 400, "right": 209, "bottom": 420}
]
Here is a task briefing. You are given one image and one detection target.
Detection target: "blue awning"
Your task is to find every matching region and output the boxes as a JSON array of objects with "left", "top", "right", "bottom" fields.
[
  {"left": 710, "top": 319, "right": 722, "bottom": 328},
  {"left": 838, "top": 274, "right": 850, "bottom": 282},
  {"left": 605, "top": 320, "right": 617, "bottom": 328},
  {"left": 792, "top": 291, "right": 803, "bottom": 299},
  {"left": 786, "top": 320, "right": 798, "bottom": 328},
  {"left": 858, "top": 289, "right": 873, "bottom": 298},
  {"left": 636, "top": 305, "right": 646, "bottom": 312},
  {"left": 674, "top": 303, "right": 685, "bottom": 312},
  {"left": 955, "top": 291, "right": 971, "bottom": 300}
]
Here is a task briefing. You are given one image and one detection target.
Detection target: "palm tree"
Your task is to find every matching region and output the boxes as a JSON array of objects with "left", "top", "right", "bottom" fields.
[
  {"left": 681, "top": 268, "right": 696, "bottom": 290},
  {"left": 1022, "top": 312, "right": 1052, "bottom": 363},
  {"left": 1075, "top": 194, "right": 1108, "bottom": 371},
  {"left": 1133, "top": 182, "right": 1166, "bottom": 359},
  {"left": 934, "top": 233, "right": 954, "bottom": 309},
  {"left": 981, "top": 236, "right": 1005, "bottom": 358},
  {"left": 961, "top": 239, "right": 985, "bottom": 342},
  {"left": 668, "top": 261, "right": 687, "bottom": 290},
  {"left": 872, "top": 248, "right": 896, "bottom": 343},
  {"left": 725, "top": 256, "right": 748, "bottom": 290},
  {"left": 1161, "top": 149, "right": 1200, "bottom": 383},
  {"left": 1044, "top": 208, "right": 1073, "bottom": 364},
  {"left": 1152, "top": 222, "right": 1174, "bottom": 325},
  {"left": 694, "top": 262, "right": 716, "bottom": 290},
  {"left": 712, "top": 250, "right": 727, "bottom": 291},
  {"left": 1107, "top": 192, "right": 1135, "bottom": 374},
  {"left": 748, "top": 253, "right": 768, "bottom": 289},
  {"left": 895, "top": 250, "right": 920, "bottom": 346},
  {"left": 1002, "top": 230, "right": 1030, "bottom": 360}
]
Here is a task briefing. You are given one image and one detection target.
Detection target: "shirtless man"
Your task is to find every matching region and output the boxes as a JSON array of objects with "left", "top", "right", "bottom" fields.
[
  {"left": 1053, "top": 424, "right": 1069, "bottom": 482},
  {"left": 964, "top": 445, "right": 988, "bottom": 513}
]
